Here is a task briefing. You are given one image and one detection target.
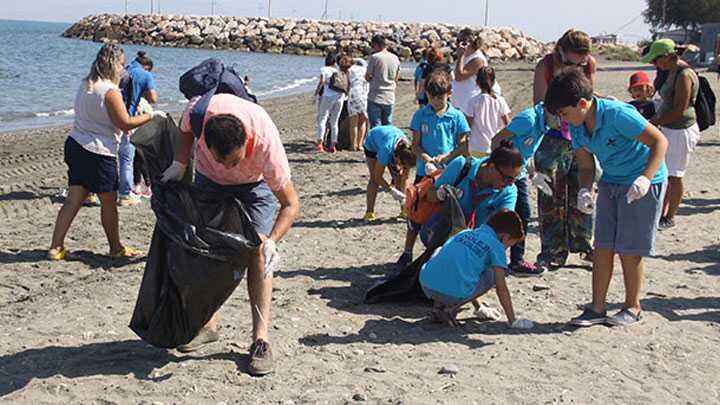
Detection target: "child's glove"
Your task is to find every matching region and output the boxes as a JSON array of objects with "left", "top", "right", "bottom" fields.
[
  {"left": 424, "top": 162, "right": 439, "bottom": 175},
  {"left": 389, "top": 187, "right": 406, "bottom": 203},
  {"left": 160, "top": 160, "right": 187, "bottom": 183},
  {"left": 262, "top": 238, "right": 279, "bottom": 278},
  {"left": 626, "top": 175, "right": 651, "bottom": 204},
  {"left": 576, "top": 187, "right": 594, "bottom": 215},
  {"left": 510, "top": 318, "right": 534, "bottom": 329},
  {"left": 531, "top": 172, "right": 553, "bottom": 196}
]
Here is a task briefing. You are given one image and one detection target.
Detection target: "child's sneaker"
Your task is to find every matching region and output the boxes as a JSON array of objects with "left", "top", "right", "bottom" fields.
[
  {"left": 363, "top": 212, "right": 377, "bottom": 222},
  {"left": 658, "top": 216, "right": 675, "bottom": 230},
  {"left": 474, "top": 302, "right": 502, "bottom": 321},
  {"left": 509, "top": 260, "right": 544, "bottom": 276},
  {"left": 606, "top": 309, "right": 642, "bottom": 326},
  {"left": 118, "top": 193, "right": 142, "bottom": 207},
  {"left": 568, "top": 307, "right": 607, "bottom": 327}
]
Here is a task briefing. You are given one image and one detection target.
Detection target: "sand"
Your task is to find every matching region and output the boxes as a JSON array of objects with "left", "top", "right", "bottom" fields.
[{"left": 0, "top": 62, "right": 719, "bottom": 404}]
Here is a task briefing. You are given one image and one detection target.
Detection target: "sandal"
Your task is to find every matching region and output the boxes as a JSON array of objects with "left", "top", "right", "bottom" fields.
[
  {"left": 108, "top": 246, "right": 141, "bottom": 259},
  {"left": 509, "top": 260, "right": 545, "bottom": 276},
  {"left": 47, "top": 247, "right": 68, "bottom": 261}
]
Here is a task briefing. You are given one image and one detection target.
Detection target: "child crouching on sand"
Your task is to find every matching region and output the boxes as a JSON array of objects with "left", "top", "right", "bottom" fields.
[
  {"left": 419, "top": 209, "right": 534, "bottom": 329},
  {"left": 363, "top": 125, "right": 416, "bottom": 221},
  {"left": 545, "top": 68, "right": 668, "bottom": 327}
]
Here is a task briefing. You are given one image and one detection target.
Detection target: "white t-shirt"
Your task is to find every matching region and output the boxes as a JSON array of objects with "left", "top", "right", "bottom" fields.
[
  {"left": 320, "top": 65, "right": 344, "bottom": 100},
  {"left": 462, "top": 93, "right": 511, "bottom": 154},
  {"left": 68, "top": 79, "right": 121, "bottom": 157},
  {"left": 451, "top": 50, "right": 488, "bottom": 112}
]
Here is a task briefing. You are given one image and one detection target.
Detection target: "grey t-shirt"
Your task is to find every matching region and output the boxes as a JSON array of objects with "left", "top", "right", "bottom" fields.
[{"left": 366, "top": 49, "right": 401, "bottom": 105}]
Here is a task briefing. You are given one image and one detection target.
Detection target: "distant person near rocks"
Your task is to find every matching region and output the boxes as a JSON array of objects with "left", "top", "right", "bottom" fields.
[
  {"left": 314, "top": 53, "right": 344, "bottom": 153},
  {"left": 348, "top": 58, "right": 370, "bottom": 151},
  {"left": 416, "top": 47, "right": 452, "bottom": 107},
  {"left": 365, "top": 34, "right": 401, "bottom": 128},
  {"left": 451, "top": 28, "right": 496, "bottom": 113},
  {"left": 48, "top": 44, "right": 160, "bottom": 261}
]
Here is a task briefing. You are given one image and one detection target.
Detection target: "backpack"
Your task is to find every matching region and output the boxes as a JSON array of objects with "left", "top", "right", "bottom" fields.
[
  {"left": 404, "top": 158, "right": 471, "bottom": 225},
  {"left": 675, "top": 68, "right": 716, "bottom": 132},
  {"left": 328, "top": 70, "right": 349, "bottom": 94},
  {"left": 178, "top": 58, "right": 258, "bottom": 138}
]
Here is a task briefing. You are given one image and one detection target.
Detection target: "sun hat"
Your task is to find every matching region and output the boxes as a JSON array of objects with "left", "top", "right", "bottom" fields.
[
  {"left": 641, "top": 38, "right": 676, "bottom": 63},
  {"left": 628, "top": 71, "right": 652, "bottom": 90}
]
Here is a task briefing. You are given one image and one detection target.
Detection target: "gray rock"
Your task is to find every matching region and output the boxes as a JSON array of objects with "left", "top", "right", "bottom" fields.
[{"left": 438, "top": 365, "right": 459, "bottom": 375}]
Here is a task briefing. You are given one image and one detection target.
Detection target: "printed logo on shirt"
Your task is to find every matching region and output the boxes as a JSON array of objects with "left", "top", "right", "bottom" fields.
[
  {"left": 523, "top": 137, "right": 535, "bottom": 147},
  {"left": 606, "top": 138, "right": 617, "bottom": 148},
  {"left": 421, "top": 123, "right": 429, "bottom": 136}
]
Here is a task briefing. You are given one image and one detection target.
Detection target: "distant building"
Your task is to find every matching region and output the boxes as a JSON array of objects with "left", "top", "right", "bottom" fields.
[
  {"left": 592, "top": 34, "right": 617, "bottom": 46},
  {"left": 655, "top": 28, "right": 692, "bottom": 44}
]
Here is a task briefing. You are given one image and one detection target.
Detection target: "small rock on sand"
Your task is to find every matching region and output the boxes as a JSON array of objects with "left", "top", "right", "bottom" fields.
[
  {"left": 533, "top": 284, "right": 550, "bottom": 291},
  {"left": 438, "top": 365, "right": 459, "bottom": 375}
]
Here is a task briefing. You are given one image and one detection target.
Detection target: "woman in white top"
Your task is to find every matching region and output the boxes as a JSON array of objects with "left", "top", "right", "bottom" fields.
[
  {"left": 451, "top": 28, "right": 489, "bottom": 112},
  {"left": 313, "top": 53, "right": 345, "bottom": 153},
  {"left": 462, "top": 66, "right": 511, "bottom": 157},
  {"left": 347, "top": 58, "right": 369, "bottom": 151},
  {"left": 48, "top": 44, "right": 159, "bottom": 260}
]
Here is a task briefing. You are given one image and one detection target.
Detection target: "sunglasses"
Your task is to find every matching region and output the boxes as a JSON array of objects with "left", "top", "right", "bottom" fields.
[{"left": 496, "top": 165, "right": 518, "bottom": 185}]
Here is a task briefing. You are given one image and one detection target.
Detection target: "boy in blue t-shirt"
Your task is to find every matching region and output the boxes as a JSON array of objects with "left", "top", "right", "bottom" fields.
[
  {"left": 397, "top": 70, "right": 471, "bottom": 266},
  {"left": 419, "top": 209, "right": 533, "bottom": 329},
  {"left": 545, "top": 68, "right": 668, "bottom": 327},
  {"left": 491, "top": 102, "right": 556, "bottom": 275}
]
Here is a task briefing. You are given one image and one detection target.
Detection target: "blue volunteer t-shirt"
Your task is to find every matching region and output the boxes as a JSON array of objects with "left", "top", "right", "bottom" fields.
[
  {"left": 363, "top": 125, "right": 408, "bottom": 166},
  {"left": 505, "top": 102, "right": 550, "bottom": 180},
  {"left": 420, "top": 225, "right": 508, "bottom": 300},
  {"left": 570, "top": 98, "right": 668, "bottom": 185},
  {"left": 125, "top": 60, "right": 157, "bottom": 116},
  {"left": 434, "top": 156, "right": 517, "bottom": 226},
  {"left": 410, "top": 103, "right": 471, "bottom": 176}
]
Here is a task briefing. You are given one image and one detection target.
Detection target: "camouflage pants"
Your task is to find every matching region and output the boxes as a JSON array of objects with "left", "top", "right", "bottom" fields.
[{"left": 534, "top": 136, "right": 593, "bottom": 263}]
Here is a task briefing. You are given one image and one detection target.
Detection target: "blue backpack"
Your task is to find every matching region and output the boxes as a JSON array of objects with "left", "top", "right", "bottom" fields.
[{"left": 179, "top": 58, "right": 258, "bottom": 138}]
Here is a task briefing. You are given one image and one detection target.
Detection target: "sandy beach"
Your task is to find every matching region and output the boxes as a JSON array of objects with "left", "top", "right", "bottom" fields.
[{"left": 1, "top": 62, "right": 719, "bottom": 404}]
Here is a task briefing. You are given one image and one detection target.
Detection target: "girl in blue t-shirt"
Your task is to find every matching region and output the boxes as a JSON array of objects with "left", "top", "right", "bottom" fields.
[
  {"left": 363, "top": 126, "right": 417, "bottom": 221},
  {"left": 419, "top": 209, "right": 533, "bottom": 329}
]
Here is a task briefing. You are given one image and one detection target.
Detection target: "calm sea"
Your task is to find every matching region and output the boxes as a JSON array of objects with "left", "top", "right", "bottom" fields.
[{"left": 0, "top": 19, "right": 340, "bottom": 132}]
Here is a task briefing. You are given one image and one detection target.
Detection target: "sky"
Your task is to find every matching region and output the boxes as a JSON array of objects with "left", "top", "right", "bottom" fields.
[{"left": 1, "top": 0, "right": 653, "bottom": 43}]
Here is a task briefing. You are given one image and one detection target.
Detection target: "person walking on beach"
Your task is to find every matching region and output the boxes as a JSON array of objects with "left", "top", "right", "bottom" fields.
[
  {"left": 365, "top": 34, "right": 401, "bottom": 128},
  {"left": 545, "top": 68, "right": 668, "bottom": 327},
  {"left": 314, "top": 53, "right": 344, "bottom": 153},
  {"left": 160, "top": 93, "right": 300, "bottom": 376},
  {"left": 643, "top": 39, "right": 701, "bottom": 230},
  {"left": 118, "top": 50, "right": 158, "bottom": 206},
  {"left": 348, "top": 58, "right": 370, "bottom": 151},
  {"left": 48, "top": 44, "right": 159, "bottom": 261},
  {"left": 531, "top": 29, "right": 596, "bottom": 271}
]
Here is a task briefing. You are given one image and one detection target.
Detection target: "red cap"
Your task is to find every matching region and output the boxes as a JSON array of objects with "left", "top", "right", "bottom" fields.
[{"left": 629, "top": 71, "right": 651, "bottom": 89}]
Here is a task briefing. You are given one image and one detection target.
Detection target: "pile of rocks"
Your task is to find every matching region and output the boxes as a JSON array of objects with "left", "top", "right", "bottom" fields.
[{"left": 62, "top": 14, "right": 553, "bottom": 62}]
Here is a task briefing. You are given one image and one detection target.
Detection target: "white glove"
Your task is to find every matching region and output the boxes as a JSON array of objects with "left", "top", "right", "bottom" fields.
[
  {"left": 389, "top": 187, "right": 406, "bottom": 203},
  {"left": 151, "top": 110, "right": 167, "bottom": 118},
  {"left": 531, "top": 172, "right": 553, "bottom": 196},
  {"left": 160, "top": 160, "right": 187, "bottom": 183},
  {"left": 626, "top": 176, "right": 651, "bottom": 204},
  {"left": 424, "top": 162, "right": 439, "bottom": 175},
  {"left": 262, "top": 238, "right": 280, "bottom": 278},
  {"left": 510, "top": 318, "right": 534, "bottom": 329},
  {"left": 576, "top": 187, "right": 595, "bottom": 215}
]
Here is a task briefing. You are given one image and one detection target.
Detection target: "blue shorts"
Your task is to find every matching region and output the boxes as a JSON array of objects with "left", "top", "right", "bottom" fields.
[
  {"left": 594, "top": 181, "right": 666, "bottom": 256},
  {"left": 421, "top": 270, "right": 495, "bottom": 306},
  {"left": 194, "top": 173, "right": 279, "bottom": 236},
  {"left": 64, "top": 137, "right": 118, "bottom": 194}
]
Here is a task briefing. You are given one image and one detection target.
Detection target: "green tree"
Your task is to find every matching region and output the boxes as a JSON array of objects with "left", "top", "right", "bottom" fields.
[{"left": 644, "top": 0, "right": 720, "bottom": 31}]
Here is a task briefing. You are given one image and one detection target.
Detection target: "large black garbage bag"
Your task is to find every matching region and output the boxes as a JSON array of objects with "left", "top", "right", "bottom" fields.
[
  {"left": 364, "top": 190, "right": 466, "bottom": 304},
  {"left": 128, "top": 116, "right": 262, "bottom": 348}
]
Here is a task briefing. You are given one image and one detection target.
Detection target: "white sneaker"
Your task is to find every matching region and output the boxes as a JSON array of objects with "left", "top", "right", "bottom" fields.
[
  {"left": 118, "top": 193, "right": 142, "bottom": 207},
  {"left": 474, "top": 303, "right": 502, "bottom": 321}
]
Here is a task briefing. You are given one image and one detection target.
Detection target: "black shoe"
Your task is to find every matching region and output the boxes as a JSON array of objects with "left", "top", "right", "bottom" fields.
[
  {"left": 658, "top": 216, "right": 675, "bottom": 230},
  {"left": 396, "top": 252, "right": 412, "bottom": 268},
  {"left": 248, "top": 339, "right": 274, "bottom": 376},
  {"left": 568, "top": 307, "right": 607, "bottom": 327},
  {"left": 176, "top": 327, "right": 219, "bottom": 353}
]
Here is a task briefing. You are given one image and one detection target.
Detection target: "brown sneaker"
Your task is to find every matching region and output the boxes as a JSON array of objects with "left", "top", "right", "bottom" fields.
[
  {"left": 176, "top": 327, "right": 219, "bottom": 353},
  {"left": 248, "top": 339, "right": 274, "bottom": 376}
]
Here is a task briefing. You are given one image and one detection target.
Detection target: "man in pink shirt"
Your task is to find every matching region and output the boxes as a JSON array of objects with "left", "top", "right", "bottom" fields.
[{"left": 161, "top": 94, "right": 300, "bottom": 376}]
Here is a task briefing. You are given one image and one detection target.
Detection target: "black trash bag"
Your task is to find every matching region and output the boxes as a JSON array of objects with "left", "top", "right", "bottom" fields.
[
  {"left": 364, "top": 188, "right": 466, "bottom": 304},
  {"left": 128, "top": 116, "right": 262, "bottom": 348}
]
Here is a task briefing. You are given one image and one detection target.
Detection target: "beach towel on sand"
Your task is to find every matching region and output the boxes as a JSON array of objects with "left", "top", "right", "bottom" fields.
[
  {"left": 364, "top": 189, "right": 466, "bottom": 304},
  {"left": 129, "top": 116, "right": 261, "bottom": 348}
]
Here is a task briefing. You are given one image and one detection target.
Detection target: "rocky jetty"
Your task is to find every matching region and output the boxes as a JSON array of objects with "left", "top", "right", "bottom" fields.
[{"left": 62, "top": 14, "right": 553, "bottom": 62}]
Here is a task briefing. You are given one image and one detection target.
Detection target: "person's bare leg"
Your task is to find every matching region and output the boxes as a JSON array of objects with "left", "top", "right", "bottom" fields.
[
  {"left": 665, "top": 176, "right": 683, "bottom": 220},
  {"left": 358, "top": 114, "right": 368, "bottom": 146},
  {"left": 402, "top": 229, "right": 419, "bottom": 256},
  {"left": 204, "top": 312, "right": 220, "bottom": 331},
  {"left": 590, "top": 247, "right": 615, "bottom": 313},
  {"left": 97, "top": 191, "right": 123, "bottom": 253},
  {"left": 365, "top": 158, "right": 379, "bottom": 213},
  {"left": 349, "top": 114, "right": 359, "bottom": 150},
  {"left": 619, "top": 255, "right": 644, "bottom": 314},
  {"left": 248, "top": 239, "right": 272, "bottom": 342},
  {"left": 50, "top": 185, "right": 89, "bottom": 250}
]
